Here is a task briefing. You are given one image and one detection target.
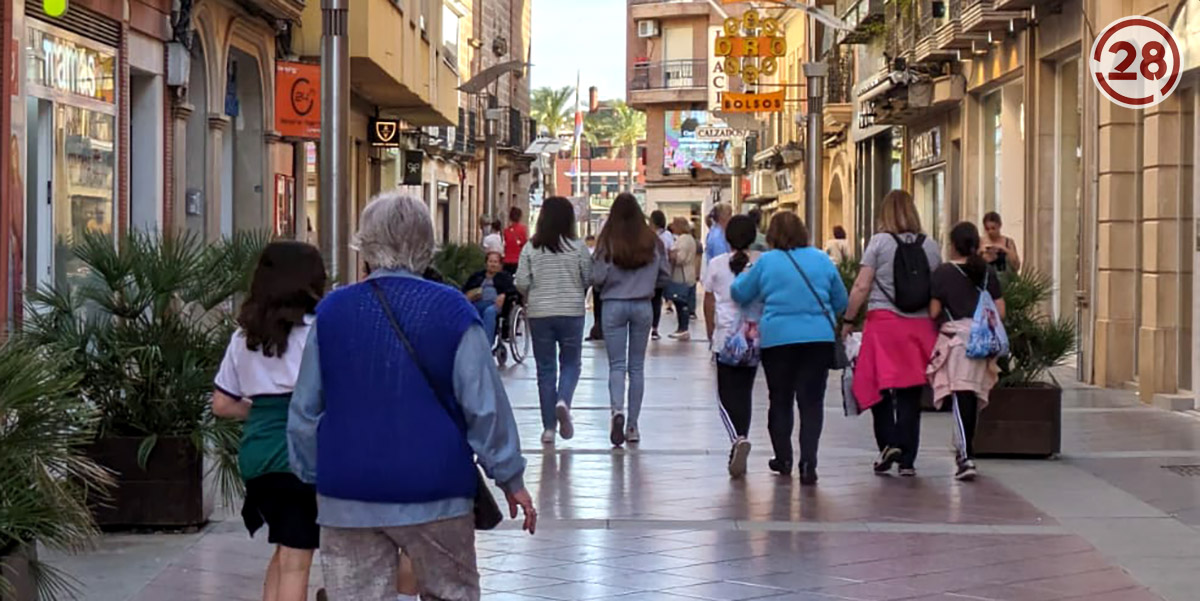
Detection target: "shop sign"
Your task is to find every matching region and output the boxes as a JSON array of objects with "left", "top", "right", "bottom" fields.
[
  {"left": 28, "top": 27, "right": 115, "bottom": 103},
  {"left": 370, "top": 118, "right": 402, "bottom": 147},
  {"left": 722, "top": 91, "right": 784, "bottom": 113},
  {"left": 275, "top": 61, "right": 320, "bottom": 140},
  {"left": 402, "top": 149, "right": 423, "bottom": 185},
  {"left": 714, "top": 9, "right": 785, "bottom": 88},
  {"left": 707, "top": 26, "right": 727, "bottom": 111},
  {"left": 910, "top": 126, "right": 943, "bottom": 169},
  {"left": 695, "top": 125, "right": 748, "bottom": 139}
]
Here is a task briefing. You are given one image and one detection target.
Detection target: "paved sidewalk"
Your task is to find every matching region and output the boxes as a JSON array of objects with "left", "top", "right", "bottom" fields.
[{"left": 45, "top": 333, "right": 1200, "bottom": 601}]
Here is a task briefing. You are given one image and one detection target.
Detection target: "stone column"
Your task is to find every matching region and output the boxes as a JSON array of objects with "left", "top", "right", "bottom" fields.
[
  {"left": 171, "top": 102, "right": 194, "bottom": 232},
  {"left": 207, "top": 114, "right": 231, "bottom": 242},
  {"left": 264, "top": 130, "right": 282, "bottom": 233}
]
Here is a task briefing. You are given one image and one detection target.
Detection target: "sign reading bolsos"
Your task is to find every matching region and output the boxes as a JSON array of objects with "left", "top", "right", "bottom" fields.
[
  {"left": 722, "top": 91, "right": 784, "bottom": 113},
  {"left": 275, "top": 62, "right": 320, "bottom": 139}
]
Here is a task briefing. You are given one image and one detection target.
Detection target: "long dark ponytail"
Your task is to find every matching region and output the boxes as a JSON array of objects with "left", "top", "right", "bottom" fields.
[
  {"left": 950, "top": 221, "right": 988, "bottom": 287},
  {"left": 725, "top": 215, "right": 757, "bottom": 275}
]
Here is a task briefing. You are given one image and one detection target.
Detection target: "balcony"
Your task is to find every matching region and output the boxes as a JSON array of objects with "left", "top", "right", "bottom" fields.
[
  {"left": 629, "top": 59, "right": 708, "bottom": 106},
  {"left": 837, "top": 0, "right": 885, "bottom": 44},
  {"left": 962, "top": 0, "right": 1028, "bottom": 34},
  {"left": 885, "top": 0, "right": 918, "bottom": 63},
  {"left": 823, "top": 48, "right": 854, "bottom": 139},
  {"left": 936, "top": 0, "right": 987, "bottom": 51},
  {"left": 914, "top": 11, "right": 957, "bottom": 62},
  {"left": 630, "top": 0, "right": 712, "bottom": 20}
]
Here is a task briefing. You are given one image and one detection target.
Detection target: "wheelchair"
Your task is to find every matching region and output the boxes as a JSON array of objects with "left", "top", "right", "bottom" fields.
[{"left": 492, "top": 292, "right": 530, "bottom": 367}]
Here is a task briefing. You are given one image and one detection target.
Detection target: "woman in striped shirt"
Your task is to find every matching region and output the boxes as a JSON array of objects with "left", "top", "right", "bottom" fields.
[{"left": 515, "top": 196, "right": 593, "bottom": 445}]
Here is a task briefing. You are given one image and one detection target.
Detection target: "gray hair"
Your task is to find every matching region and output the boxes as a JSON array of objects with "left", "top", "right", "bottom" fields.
[{"left": 352, "top": 191, "right": 434, "bottom": 273}]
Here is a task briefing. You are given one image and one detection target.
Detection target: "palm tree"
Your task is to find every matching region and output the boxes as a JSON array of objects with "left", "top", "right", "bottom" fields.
[
  {"left": 530, "top": 85, "right": 575, "bottom": 195},
  {"left": 604, "top": 101, "right": 647, "bottom": 193}
]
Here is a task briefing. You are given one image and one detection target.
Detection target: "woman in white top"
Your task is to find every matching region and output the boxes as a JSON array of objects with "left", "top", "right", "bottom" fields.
[
  {"left": 514, "top": 196, "right": 593, "bottom": 445},
  {"left": 702, "top": 215, "right": 762, "bottom": 478},
  {"left": 482, "top": 218, "right": 504, "bottom": 255},
  {"left": 211, "top": 241, "right": 326, "bottom": 601},
  {"left": 667, "top": 217, "right": 698, "bottom": 340}
]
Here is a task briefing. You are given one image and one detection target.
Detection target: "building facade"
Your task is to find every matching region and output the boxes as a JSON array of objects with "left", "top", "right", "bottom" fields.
[{"left": 837, "top": 0, "right": 1198, "bottom": 405}]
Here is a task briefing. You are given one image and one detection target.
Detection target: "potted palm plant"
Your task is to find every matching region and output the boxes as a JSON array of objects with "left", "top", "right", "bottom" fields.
[
  {"left": 0, "top": 339, "right": 113, "bottom": 601},
  {"left": 974, "top": 269, "right": 1077, "bottom": 457},
  {"left": 432, "top": 243, "right": 487, "bottom": 288},
  {"left": 22, "top": 230, "right": 267, "bottom": 528}
]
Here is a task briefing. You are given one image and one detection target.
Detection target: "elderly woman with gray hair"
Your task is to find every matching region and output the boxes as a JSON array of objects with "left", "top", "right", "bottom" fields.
[{"left": 287, "top": 192, "right": 536, "bottom": 601}]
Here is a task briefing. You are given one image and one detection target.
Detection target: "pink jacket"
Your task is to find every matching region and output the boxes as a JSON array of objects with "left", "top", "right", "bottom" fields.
[{"left": 926, "top": 319, "right": 1000, "bottom": 408}]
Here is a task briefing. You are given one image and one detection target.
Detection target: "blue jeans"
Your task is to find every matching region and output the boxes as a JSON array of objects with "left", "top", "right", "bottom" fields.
[
  {"left": 529, "top": 316, "right": 585, "bottom": 430},
  {"left": 473, "top": 300, "right": 498, "bottom": 344},
  {"left": 602, "top": 299, "right": 653, "bottom": 428}
]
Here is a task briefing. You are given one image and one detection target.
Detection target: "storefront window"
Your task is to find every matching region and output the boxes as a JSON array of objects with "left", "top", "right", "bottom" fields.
[
  {"left": 982, "top": 91, "right": 1002, "bottom": 214},
  {"left": 54, "top": 104, "right": 114, "bottom": 289},
  {"left": 914, "top": 170, "right": 944, "bottom": 243}
]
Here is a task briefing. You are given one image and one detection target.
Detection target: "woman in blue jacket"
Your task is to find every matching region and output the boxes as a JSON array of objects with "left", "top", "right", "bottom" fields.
[{"left": 731, "top": 212, "right": 848, "bottom": 485}]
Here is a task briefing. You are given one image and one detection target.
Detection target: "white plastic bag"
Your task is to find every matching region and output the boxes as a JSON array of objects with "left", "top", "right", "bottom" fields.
[{"left": 841, "top": 332, "right": 863, "bottom": 417}]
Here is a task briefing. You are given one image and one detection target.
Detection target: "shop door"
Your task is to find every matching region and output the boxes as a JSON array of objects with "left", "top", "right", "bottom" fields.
[{"left": 26, "top": 98, "right": 53, "bottom": 289}]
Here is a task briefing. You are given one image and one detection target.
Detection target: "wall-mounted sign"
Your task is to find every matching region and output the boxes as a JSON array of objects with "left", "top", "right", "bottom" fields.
[
  {"left": 722, "top": 91, "right": 784, "bottom": 113},
  {"left": 402, "top": 149, "right": 423, "bottom": 185},
  {"left": 664, "top": 111, "right": 730, "bottom": 174},
  {"left": 695, "top": 125, "right": 749, "bottom": 139},
  {"left": 275, "top": 62, "right": 320, "bottom": 140},
  {"left": 370, "top": 118, "right": 402, "bottom": 147},
  {"left": 707, "top": 26, "right": 727, "bottom": 111},
  {"left": 713, "top": 9, "right": 785, "bottom": 87},
  {"left": 27, "top": 25, "right": 115, "bottom": 103},
  {"left": 910, "top": 125, "right": 943, "bottom": 169}
]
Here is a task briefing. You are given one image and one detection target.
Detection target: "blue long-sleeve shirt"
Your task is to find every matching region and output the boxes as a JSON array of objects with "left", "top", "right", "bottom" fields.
[
  {"left": 287, "top": 269, "right": 526, "bottom": 528},
  {"left": 730, "top": 247, "right": 849, "bottom": 349}
]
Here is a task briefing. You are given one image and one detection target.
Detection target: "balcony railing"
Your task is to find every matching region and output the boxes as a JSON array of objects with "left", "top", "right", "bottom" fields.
[
  {"left": 825, "top": 47, "right": 854, "bottom": 104},
  {"left": 630, "top": 59, "right": 706, "bottom": 91}
]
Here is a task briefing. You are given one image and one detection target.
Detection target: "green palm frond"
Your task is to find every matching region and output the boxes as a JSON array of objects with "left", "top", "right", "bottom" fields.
[
  {"left": 530, "top": 85, "right": 576, "bottom": 138},
  {"left": 432, "top": 244, "right": 487, "bottom": 289},
  {"left": 998, "top": 269, "right": 1078, "bottom": 386}
]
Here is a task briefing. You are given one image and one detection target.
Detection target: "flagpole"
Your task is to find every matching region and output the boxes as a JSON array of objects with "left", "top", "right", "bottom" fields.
[{"left": 574, "top": 71, "right": 582, "bottom": 199}]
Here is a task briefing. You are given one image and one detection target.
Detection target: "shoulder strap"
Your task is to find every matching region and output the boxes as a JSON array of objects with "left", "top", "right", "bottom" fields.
[
  {"left": 369, "top": 280, "right": 466, "bottom": 432},
  {"left": 782, "top": 251, "right": 838, "bottom": 337}
]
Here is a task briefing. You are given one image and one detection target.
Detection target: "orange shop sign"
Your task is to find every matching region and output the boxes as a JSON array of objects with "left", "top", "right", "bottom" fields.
[
  {"left": 722, "top": 91, "right": 784, "bottom": 113},
  {"left": 275, "top": 61, "right": 320, "bottom": 140}
]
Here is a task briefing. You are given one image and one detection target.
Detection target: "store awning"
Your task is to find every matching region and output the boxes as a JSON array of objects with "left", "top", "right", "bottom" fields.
[{"left": 744, "top": 194, "right": 778, "bottom": 205}]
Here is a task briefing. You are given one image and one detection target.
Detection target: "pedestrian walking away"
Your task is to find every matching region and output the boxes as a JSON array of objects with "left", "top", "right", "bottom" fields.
[
  {"left": 650, "top": 210, "right": 674, "bottom": 340},
  {"left": 287, "top": 192, "right": 536, "bottom": 601},
  {"left": 928, "top": 222, "right": 1006, "bottom": 481},
  {"left": 502, "top": 206, "right": 529, "bottom": 274},
  {"left": 704, "top": 203, "right": 733, "bottom": 343},
  {"left": 824, "top": 225, "right": 851, "bottom": 265},
  {"left": 482, "top": 219, "right": 503, "bottom": 255},
  {"left": 592, "top": 193, "right": 671, "bottom": 447},
  {"left": 211, "top": 241, "right": 327, "bottom": 601},
  {"left": 667, "top": 217, "right": 698, "bottom": 341},
  {"left": 731, "top": 212, "right": 848, "bottom": 485},
  {"left": 462, "top": 252, "right": 516, "bottom": 347},
  {"left": 702, "top": 215, "right": 763, "bottom": 478},
  {"left": 842, "top": 189, "right": 941, "bottom": 478},
  {"left": 514, "top": 196, "right": 591, "bottom": 445},
  {"left": 585, "top": 235, "right": 604, "bottom": 341}
]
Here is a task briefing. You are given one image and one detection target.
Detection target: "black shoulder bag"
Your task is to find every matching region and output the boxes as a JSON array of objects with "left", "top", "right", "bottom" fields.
[
  {"left": 369, "top": 280, "right": 504, "bottom": 531},
  {"left": 783, "top": 252, "right": 850, "bottom": 370}
]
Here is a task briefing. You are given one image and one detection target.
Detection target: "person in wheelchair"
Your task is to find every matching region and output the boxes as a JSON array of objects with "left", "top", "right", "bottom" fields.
[{"left": 463, "top": 252, "right": 517, "bottom": 344}]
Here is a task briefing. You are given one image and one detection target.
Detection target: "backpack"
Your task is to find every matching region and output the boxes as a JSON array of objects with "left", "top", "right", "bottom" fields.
[
  {"left": 955, "top": 267, "right": 1010, "bottom": 359},
  {"left": 717, "top": 315, "right": 761, "bottom": 367},
  {"left": 882, "top": 233, "right": 933, "bottom": 313}
]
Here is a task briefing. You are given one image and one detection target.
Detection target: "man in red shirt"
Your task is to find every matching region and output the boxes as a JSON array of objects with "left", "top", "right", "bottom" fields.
[{"left": 502, "top": 206, "right": 528, "bottom": 274}]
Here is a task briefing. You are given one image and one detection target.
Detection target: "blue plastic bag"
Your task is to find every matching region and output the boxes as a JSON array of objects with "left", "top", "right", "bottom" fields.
[
  {"left": 965, "top": 271, "right": 1009, "bottom": 359},
  {"left": 717, "top": 316, "right": 761, "bottom": 367}
]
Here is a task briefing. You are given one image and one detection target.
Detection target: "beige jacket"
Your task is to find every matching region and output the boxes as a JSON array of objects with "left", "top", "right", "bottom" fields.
[
  {"left": 926, "top": 319, "right": 1000, "bottom": 408},
  {"left": 670, "top": 233, "right": 698, "bottom": 285}
]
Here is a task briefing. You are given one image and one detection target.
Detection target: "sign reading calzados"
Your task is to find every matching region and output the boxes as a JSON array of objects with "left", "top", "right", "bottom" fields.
[{"left": 712, "top": 8, "right": 785, "bottom": 112}]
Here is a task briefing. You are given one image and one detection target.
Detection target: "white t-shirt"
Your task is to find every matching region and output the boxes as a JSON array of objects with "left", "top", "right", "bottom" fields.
[
  {"left": 702, "top": 251, "right": 761, "bottom": 352},
  {"left": 482, "top": 233, "right": 503, "bottom": 255},
  {"left": 657, "top": 229, "right": 674, "bottom": 253},
  {"left": 214, "top": 315, "right": 314, "bottom": 398}
]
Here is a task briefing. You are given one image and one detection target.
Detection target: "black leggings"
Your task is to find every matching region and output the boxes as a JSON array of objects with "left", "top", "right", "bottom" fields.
[
  {"left": 760, "top": 343, "right": 833, "bottom": 468},
  {"left": 949, "top": 391, "right": 980, "bottom": 460},
  {"left": 871, "top": 386, "right": 924, "bottom": 468},
  {"left": 717, "top": 362, "right": 757, "bottom": 440},
  {"left": 652, "top": 288, "right": 664, "bottom": 330}
]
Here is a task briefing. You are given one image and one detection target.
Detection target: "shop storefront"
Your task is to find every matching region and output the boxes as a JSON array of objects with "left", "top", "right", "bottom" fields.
[
  {"left": 24, "top": 17, "right": 118, "bottom": 291},
  {"left": 909, "top": 123, "right": 946, "bottom": 244},
  {"left": 853, "top": 125, "right": 903, "bottom": 252}
]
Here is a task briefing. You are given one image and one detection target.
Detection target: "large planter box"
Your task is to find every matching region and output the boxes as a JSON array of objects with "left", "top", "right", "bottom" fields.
[
  {"left": 0, "top": 544, "right": 38, "bottom": 601},
  {"left": 974, "top": 385, "right": 1062, "bottom": 458},
  {"left": 85, "top": 436, "right": 213, "bottom": 529}
]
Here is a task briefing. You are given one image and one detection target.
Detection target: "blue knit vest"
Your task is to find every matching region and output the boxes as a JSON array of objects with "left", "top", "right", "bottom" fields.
[{"left": 314, "top": 276, "right": 480, "bottom": 503}]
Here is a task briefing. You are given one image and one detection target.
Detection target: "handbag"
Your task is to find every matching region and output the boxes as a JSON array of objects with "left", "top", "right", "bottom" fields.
[
  {"left": 782, "top": 251, "right": 850, "bottom": 370},
  {"left": 369, "top": 281, "right": 505, "bottom": 531},
  {"left": 716, "top": 315, "right": 761, "bottom": 367}
]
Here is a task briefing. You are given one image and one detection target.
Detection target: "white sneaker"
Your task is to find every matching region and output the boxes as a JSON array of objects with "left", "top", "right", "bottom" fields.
[
  {"left": 556, "top": 401, "right": 575, "bottom": 440},
  {"left": 728, "top": 438, "right": 752, "bottom": 478},
  {"left": 541, "top": 429, "right": 555, "bottom": 444},
  {"left": 626, "top": 426, "right": 640, "bottom": 443},
  {"left": 675, "top": 331, "right": 691, "bottom": 342}
]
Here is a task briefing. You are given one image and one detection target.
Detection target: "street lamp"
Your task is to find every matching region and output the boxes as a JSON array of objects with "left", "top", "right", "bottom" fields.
[
  {"left": 484, "top": 102, "right": 502, "bottom": 219},
  {"left": 804, "top": 61, "right": 827, "bottom": 245},
  {"left": 320, "top": 0, "right": 349, "bottom": 281}
]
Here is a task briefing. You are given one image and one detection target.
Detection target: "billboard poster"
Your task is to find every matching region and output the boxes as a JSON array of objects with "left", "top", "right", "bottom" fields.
[{"left": 663, "top": 111, "right": 731, "bottom": 175}]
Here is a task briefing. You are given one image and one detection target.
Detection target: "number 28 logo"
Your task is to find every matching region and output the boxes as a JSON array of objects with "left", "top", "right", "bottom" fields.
[{"left": 1090, "top": 16, "right": 1182, "bottom": 109}]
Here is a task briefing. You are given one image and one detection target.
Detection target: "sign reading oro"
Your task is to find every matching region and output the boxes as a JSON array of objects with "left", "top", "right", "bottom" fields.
[
  {"left": 713, "top": 9, "right": 786, "bottom": 90},
  {"left": 275, "top": 62, "right": 320, "bottom": 139}
]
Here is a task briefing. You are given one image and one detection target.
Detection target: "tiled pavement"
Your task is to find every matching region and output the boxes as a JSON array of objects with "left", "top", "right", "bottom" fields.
[{"left": 44, "top": 329, "right": 1200, "bottom": 601}]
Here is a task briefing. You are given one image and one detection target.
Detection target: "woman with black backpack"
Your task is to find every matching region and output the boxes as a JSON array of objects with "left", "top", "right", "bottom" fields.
[{"left": 841, "top": 190, "right": 941, "bottom": 477}]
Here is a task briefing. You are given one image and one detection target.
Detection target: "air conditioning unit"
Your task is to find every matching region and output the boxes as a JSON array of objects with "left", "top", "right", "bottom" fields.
[{"left": 637, "top": 20, "right": 660, "bottom": 38}]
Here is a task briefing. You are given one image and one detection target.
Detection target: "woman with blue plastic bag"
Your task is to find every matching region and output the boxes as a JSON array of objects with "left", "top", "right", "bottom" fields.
[
  {"left": 702, "top": 215, "right": 762, "bottom": 478},
  {"left": 928, "top": 222, "right": 1007, "bottom": 481}
]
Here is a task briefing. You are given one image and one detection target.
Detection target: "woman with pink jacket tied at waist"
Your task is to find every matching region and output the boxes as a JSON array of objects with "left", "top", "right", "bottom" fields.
[
  {"left": 927, "top": 222, "right": 1005, "bottom": 481},
  {"left": 841, "top": 190, "right": 940, "bottom": 477}
]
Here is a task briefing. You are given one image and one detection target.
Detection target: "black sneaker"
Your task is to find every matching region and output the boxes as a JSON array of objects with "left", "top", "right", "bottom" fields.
[
  {"left": 873, "top": 447, "right": 901, "bottom": 474},
  {"left": 799, "top": 462, "right": 818, "bottom": 486},
  {"left": 316, "top": 589, "right": 328, "bottom": 601},
  {"left": 955, "top": 459, "right": 978, "bottom": 481},
  {"left": 610, "top": 413, "right": 626, "bottom": 447},
  {"left": 768, "top": 458, "right": 792, "bottom": 476}
]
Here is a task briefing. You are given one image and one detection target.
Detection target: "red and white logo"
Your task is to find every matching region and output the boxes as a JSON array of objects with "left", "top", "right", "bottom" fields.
[{"left": 1090, "top": 16, "right": 1182, "bottom": 109}]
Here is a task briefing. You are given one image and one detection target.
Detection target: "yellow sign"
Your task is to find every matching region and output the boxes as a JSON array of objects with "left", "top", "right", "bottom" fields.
[
  {"left": 722, "top": 91, "right": 785, "bottom": 113},
  {"left": 713, "top": 9, "right": 786, "bottom": 86}
]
